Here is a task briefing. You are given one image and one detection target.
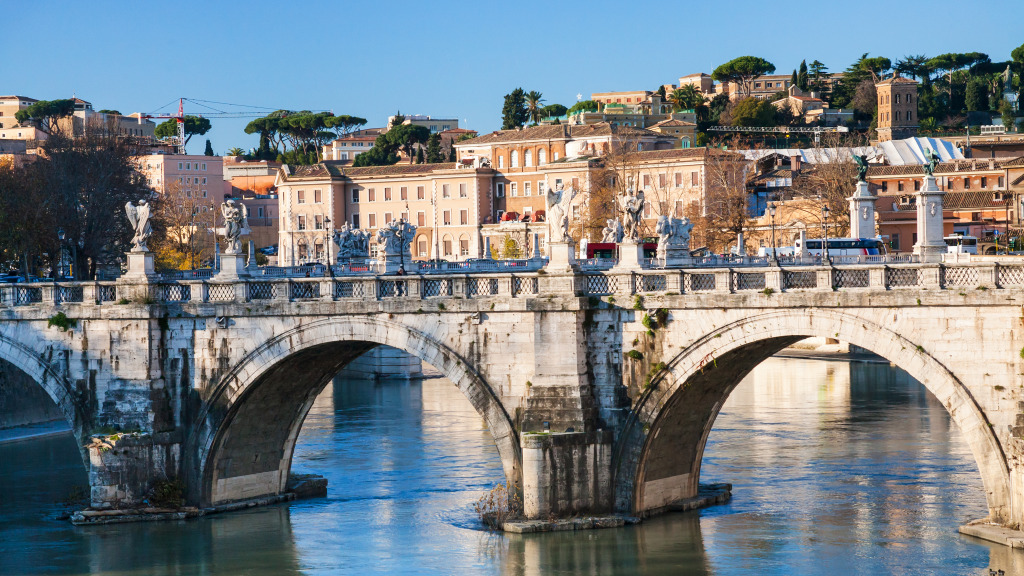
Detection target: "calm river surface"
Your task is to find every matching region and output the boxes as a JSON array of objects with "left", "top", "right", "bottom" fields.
[{"left": 1, "top": 355, "right": 1021, "bottom": 575}]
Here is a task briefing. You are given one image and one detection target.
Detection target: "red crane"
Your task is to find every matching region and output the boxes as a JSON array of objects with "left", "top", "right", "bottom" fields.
[{"left": 140, "top": 98, "right": 186, "bottom": 154}]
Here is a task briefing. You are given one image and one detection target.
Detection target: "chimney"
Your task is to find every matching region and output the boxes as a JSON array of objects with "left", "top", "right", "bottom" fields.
[{"left": 791, "top": 155, "right": 802, "bottom": 173}]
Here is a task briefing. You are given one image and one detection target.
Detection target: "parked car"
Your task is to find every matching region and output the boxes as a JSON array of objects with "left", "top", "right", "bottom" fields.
[{"left": 258, "top": 245, "right": 278, "bottom": 256}]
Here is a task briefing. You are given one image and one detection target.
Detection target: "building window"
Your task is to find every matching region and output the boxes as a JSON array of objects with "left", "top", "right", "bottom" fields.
[
  {"left": 460, "top": 237, "right": 469, "bottom": 257},
  {"left": 524, "top": 150, "right": 532, "bottom": 167},
  {"left": 881, "top": 181, "right": 888, "bottom": 192},
  {"left": 418, "top": 239, "right": 427, "bottom": 257},
  {"left": 442, "top": 184, "right": 450, "bottom": 198},
  {"left": 538, "top": 149, "right": 546, "bottom": 165},
  {"left": 297, "top": 190, "right": 306, "bottom": 203},
  {"left": 553, "top": 152, "right": 559, "bottom": 161},
  {"left": 315, "top": 215, "right": 324, "bottom": 230},
  {"left": 384, "top": 187, "right": 392, "bottom": 201},
  {"left": 964, "top": 178, "right": 970, "bottom": 190},
  {"left": 257, "top": 207, "right": 265, "bottom": 218},
  {"left": 510, "top": 183, "right": 518, "bottom": 197},
  {"left": 659, "top": 174, "right": 666, "bottom": 187},
  {"left": 313, "top": 189, "right": 321, "bottom": 203},
  {"left": 914, "top": 180, "right": 921, "bottom": 191},
  {"left": 352, "top": 214, "right": 360, "bottom": 228},
  {"left": 400, "top": 186, "right": 408, "bottom": 200},
  {"left": 443, "top": 210, "right": 451, "bottom": 225},
  {"left": 459, "top": 183, "right": 467, "bottom": 198},
  {"left": 675, "top": 172, "right": 682, "bottom": 186},
  {"left": 417, "top": 186, "right": 425, "bottom": 199},
  {"left": 417, "top": 211, "right": 426, "bottom": 227},
  {"left": 202, "top": 163, "right": 207, "bottom": 171},
  {"left": 524, "top": 182, "right": 531, "bottom": 197},
  {"left": 538, "top": 181, "right": 546, "bottom": 196},
  {"left": 368, "top": 188, "right": 375, "bottom": 202},
  {"left": 443, "top": 239, "right": 453, "bottom": 257},
  {"left": 384, "top": 212, "right": 392, "bottom": 224},
  {"left": 460, "top": 209, "right": 468, "bottom": 225},
  {"left": 897, "top": 181, "right": 904, "bottom": 192},
  {"left": 352, "top": 189, "right": 359, "bottom": 203},
  {"left": 511, "top": 150, "right": 519, "bottom": 167},
  {"left": 368, "top": 213, "right": 376, "bottom": 228},
  {"left": 178, "top": 162, "right": 183, "bottom": 169},
  {"left": 691, "top": 172, "right": 698, "bottom": 186},
  {"left": 891, "top": 233, "right": 901, "bottom": 251},
  {"left": 297, "top": 215, "right": 307, "bottom": 230},
  {"left": 981, "top": 177, "right": 988, "bottom": 188},
  {"left": 496, "top": 182, "right": 505, "bottom": 197},
  {"left": 498, "top": 155, "right": 505, "bottom": 169},
  {"left": 643, "top": 175, "right": 650, "bottom": 186}
]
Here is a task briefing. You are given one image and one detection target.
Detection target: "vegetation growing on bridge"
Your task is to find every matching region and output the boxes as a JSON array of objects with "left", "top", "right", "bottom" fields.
[{"left": 47, "top": 312, "right": 77, "bottom": 332}]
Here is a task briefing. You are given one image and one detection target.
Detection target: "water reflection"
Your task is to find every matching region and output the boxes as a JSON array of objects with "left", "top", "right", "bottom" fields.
[{"left": 1, "top": 356, "right": 1021, "bottom": 575}]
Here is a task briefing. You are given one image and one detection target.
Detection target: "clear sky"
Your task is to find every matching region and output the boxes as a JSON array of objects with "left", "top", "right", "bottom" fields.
[{"left": 7, "top": 0, "right": 1022, "bottom": 154}]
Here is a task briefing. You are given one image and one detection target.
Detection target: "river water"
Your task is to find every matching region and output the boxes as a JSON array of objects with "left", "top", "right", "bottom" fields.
[{"left": 1, "top": 355, "right": 1020, "bottom": 575}]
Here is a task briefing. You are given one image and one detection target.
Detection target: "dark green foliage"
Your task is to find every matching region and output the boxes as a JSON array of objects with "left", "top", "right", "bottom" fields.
[
  {"left": 97, "top": 109, "right": 121, "bottom": 115},
  {"left": 353, "top": 133, "right": 400, "bottom": 167},
  {"left": 712, "top": 56, "right": 776, "bottom": 96},
  {"left": 203, "top": 139, "right": 214, "bottom": 156},
  {"left": 448, "top": 144, "right": 456, "bottom": 162},
  {"left": 625, "top": 350, "right": 643, "bottom": 360},
  {"left": 425, "top": 133, "right": 443, "bottom": 163},
  {"left": 567, "top": 100, "right": 599, "bottom": 115},
  {"left": 966, "top": 78, "right": 989, "bottom": 111},
  {"left": 415, "top": 147, "right": 424, "bottom": 164},
  {"left": 14, "top": 99, "right": 76, "bottom": 134},
  {"left": 725, "top": 97, "right": 777, "bottom": 126},
  {"left": 386, "top": 123, "right": 430, "bottom": 162},
  {"left": 501, "top": 88, "right": 529, "bottom": 130},
  {"left": 541, "top": 103, "right": 568, "bottom": 118},
  {"left": 797, "top": 59, "right": 808, "bottom": 90},
  {"left": 47, "top": 312, "right": 77, "bottom": 332},
  {"left": 155, "top": 116, "right": 212, "bottom": 146},
  {"left": 790, "top": 70, "right": 798, "bottom": 90}
]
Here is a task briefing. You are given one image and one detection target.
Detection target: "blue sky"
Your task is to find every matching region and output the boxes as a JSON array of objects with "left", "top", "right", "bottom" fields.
[{"left": 7, "top": 0, "right": 1022, "bottom": 154}]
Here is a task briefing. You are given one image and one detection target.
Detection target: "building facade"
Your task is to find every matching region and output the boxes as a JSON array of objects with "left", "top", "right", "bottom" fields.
[{"left": 876, "top": 76, "right": 919, "bottom": 142}]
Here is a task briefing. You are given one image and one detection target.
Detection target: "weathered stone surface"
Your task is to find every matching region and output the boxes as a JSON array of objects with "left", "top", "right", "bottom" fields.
[{"left": 3, "top": 264, "right": 1024, "bottom": 541}]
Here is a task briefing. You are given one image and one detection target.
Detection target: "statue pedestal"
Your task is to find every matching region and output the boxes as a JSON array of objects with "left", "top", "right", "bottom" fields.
[
  {"left": 546, "top": 242, "right": 577, "bottom": 273},
  {"left": 378, "top": 251, "right": 412, "bottom": 274},
  {"left": 913, "top": 176, "right": 946, "bottom": 263},
  {"left": 613, "top": 241, "right": 645, "bottom": 271},
  {"left": 659, "top": 247, "right": 692, "bottom": 268},
  {"left": 215, "top": 254, "right": 250, "bottom": 280},
  {"left": 123, "top": 251, "right": 156, "bottom": 280},
  {"left": 847, "top": 180, "right": 878, "bottom": 240}
]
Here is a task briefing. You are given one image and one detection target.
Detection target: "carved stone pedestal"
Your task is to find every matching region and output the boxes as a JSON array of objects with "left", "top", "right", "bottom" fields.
[
  {"left": 123, "top": 251, "right": 156, "bottom": 280},
  {"left": 613, "top": 241, "right": 645, "bottom": 271},
  {"left": 215, "top": 254, "right": 250, "bottom": 280},
  {"left": 546, "top": 242, "right": 578, "bottom": 273},
  {"left": 913, "top": 176, "right": 946, "bottom": 263}
]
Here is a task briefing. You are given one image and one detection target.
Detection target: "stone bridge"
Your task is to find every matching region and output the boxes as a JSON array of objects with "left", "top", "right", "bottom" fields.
[{"left": 3, "top": 261, "right": 1024, "bottom": 534}]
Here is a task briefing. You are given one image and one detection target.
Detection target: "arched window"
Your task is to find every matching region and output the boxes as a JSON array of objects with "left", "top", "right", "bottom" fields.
[
  {"left": 553, "top": 152, "right": 560, "bottom": 161},
  {"left": 511, "top": 150, "right": 519, "bottom": 168},
  {"left": 538, "top": 148, "right": 546, "bottom": 165},
  {"left": 458, "top": 234, "right": 470, "bottom": 257},
  {"left": 524, "top": 149, "right": 532, "bottom": 167},
  {"left": 442, "top": 234, "right": 454, "bottom": 257}
]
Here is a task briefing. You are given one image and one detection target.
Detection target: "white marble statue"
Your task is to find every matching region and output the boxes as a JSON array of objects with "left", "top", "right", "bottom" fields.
[
  {"left": 655, "top": 215, "right": 694, "bottom": 259},
  {"left": 600, "top": 218, "right": 624, "bottom": 243},
  {"left": 124, "top": 200, "right": 152, "bottom": 252},
  {"left": 375, "top": 218, "right": 416, "bottom": 258},
  {"left": 220, "top": 199, "right": 250, "bottom": 255},
  {"left": 619, "top": 188, "right": 646, "bottom": 241},
  {"left": 333, "top": 223, "right": 369, "bottom": 261},
  {"left": 546, "top": 184, "right": 577, "bottom": 243}
]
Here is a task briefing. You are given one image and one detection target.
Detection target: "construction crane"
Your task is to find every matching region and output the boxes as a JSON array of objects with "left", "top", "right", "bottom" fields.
[
  {"left": 141, "top": 98, "right": 332, "bottom": 154},
  {"left": 707, "top": 125, "right": 850, "bottom": 145}
]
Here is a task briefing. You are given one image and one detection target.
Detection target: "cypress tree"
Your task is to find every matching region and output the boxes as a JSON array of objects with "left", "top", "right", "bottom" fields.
[
  {"left": 204, "top": 139, "right": 214, "bottom": 156},
  {"left": 798, "top": 60, "right": 809, "bottom": 91}
]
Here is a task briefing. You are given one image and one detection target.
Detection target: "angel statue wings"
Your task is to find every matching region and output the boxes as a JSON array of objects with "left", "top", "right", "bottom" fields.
[
  {"left": 220, "top": 199, "right": 250, "bottom": 254},
  {"left": 124, "top": 200, "right": 152, "bottom": 252},
  {"left": 546, "top": 184, "right": 577, "bottom": 243}
]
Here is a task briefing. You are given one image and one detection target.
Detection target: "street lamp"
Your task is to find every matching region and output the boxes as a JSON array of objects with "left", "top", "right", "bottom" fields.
[
  {"left": 56, "top": 228, "right": 66, "bottom": 279},
  {"left": 822, "top": 205, "right": 831, "bottom": 265},
  {"left": 768, "top": 203, "right": 778, "bottom": 264}
]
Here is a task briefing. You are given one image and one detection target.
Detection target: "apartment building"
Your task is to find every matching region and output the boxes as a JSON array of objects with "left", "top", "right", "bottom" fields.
[
  {"left": 135, "top": 154, "right": 227, "bottom": 204},
  {"left": 0, "top": 96, "right": 37, "bottom": 130},
  {"left": 0, "top": 95, "right": 155, "bottom": 142},
  {"left": 275, "top": 161, "right": 494, "bottom": 265},
  {"left": 387, "top": 114, "right": 459, "bottom": 133},
  {"left": 322, "top": 127, "right": 386, "bottom": 162}
]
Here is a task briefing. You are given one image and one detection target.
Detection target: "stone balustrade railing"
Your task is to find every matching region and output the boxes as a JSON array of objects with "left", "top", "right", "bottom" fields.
[{"left": 3, "top": 261, "right": 1024, "bottom": 308}]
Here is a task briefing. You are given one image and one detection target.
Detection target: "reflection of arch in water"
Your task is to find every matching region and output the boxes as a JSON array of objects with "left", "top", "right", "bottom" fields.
[
  {"left": 0, "top": 329, "right": 88, "bottom": 467},
  {"left": 615, "top": 309, "right": 1010, "bottom": 524},
  {"left": 187, "top": 316, "right": 520, "bottom": 506}
]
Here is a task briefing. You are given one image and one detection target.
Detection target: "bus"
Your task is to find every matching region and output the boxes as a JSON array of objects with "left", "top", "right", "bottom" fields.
[
  {"left": 793, "top": 237, "right": 886, "bottom": 257},
  {"left": 944, "top": 234, "right": 978, "bottom": 255}
]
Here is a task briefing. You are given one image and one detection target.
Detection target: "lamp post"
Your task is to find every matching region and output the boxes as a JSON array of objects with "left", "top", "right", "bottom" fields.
[
  {"left": 768, "top": 203, "right": 778, "bottom": 264},
  {"left": 57, "top": 228, "right": 66, "bottom": 280},
  {"left": 822, "top": 204, "right": 831, "bottom": 265}
]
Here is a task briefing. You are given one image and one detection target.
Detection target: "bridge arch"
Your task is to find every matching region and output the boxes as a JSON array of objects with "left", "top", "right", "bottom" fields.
[
  {"left": 187, "top": 315, "right": 520, "bottom": 506},
  {"left": 614, "top": 309, "right": 1011, "bottom": 524},
  {"left": 0, "top": 327, "right": 88, "bottom": 463}
]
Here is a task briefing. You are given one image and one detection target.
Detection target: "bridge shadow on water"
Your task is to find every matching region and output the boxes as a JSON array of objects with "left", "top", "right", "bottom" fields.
[{"left": 2, "top": 354, "right": 1024, "bottom": 574}]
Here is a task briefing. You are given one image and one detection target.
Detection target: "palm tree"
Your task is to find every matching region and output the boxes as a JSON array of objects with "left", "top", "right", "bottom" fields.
[
  {"left": 669, "top": 85, "right": 703, "bottom": 111},
  {"left": 226, "top": 147, "right": 245, "bottom": 156},
  {"left": 525, "top": 91, "right": 545, "bottom": 124}
]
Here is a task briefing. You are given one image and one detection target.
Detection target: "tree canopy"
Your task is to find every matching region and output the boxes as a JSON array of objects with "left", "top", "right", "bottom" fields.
[
  {"left": 386, "top": 123, "right": 430, "bottom": 163},
  {"left": 567, "top": 100, "right": 599, "bottom": 115},
  {"left": 541, "top": 103, "right": 568, "bottom": 118},
  {"left": 524, "top": 91, "right": 545, "bottom": 124},
  {"left": 501, "top": 88, "right": 529, "bottom": 130},
  {"left": 14, "top": 99, "right": 76, "bottom": 135},
  {"left": 155, "top": 116, "right": 212, "bottom": 147},
  {"left": 721, "top": 97, "right": 776, "bottom": 127},
  {"left": 711, "top": 56, "right": 776, "bottom": 97},
  {"left": 243, "top": 110, "right": 365, "bottom": 164},
  {"left": 353, "top": 133, "right": 400, "bottom": 167}
]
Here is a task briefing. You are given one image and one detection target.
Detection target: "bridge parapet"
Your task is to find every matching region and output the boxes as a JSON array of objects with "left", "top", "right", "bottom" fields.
[{"left": 2, "top": 261, "right": 1024, "bottom": 308}]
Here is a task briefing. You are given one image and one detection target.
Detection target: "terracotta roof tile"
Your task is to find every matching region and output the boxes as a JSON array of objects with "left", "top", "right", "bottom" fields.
[
  {"left": 944, "top": 191, "right": 1004, "bottom": 210},
  {"left": 456, "top": 122, "right": 672, "bottom": 146},
  {"left": 867, "top": 160, "right": 1003, "bottom": 177},
  {"left": 340, "top": 162, "right": 458, "bottom": 177}
]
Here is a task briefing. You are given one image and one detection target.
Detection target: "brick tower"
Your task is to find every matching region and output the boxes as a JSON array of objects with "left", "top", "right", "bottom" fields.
[{"left": 875, "top": 75, "right": 919, "bottom": 142}]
